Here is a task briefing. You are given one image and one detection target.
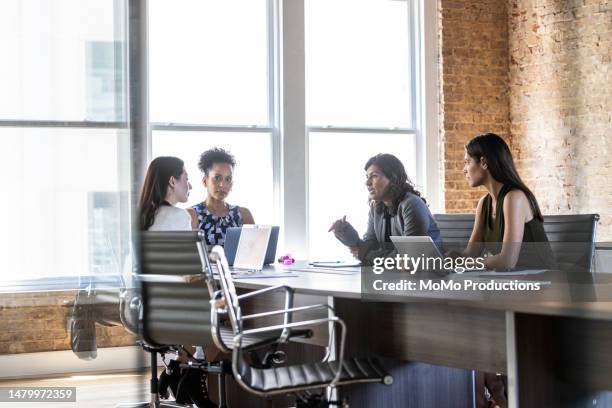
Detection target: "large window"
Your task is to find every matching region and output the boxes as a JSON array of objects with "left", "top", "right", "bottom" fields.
[
  {"left": 1, "top": 0, "right": 434, "bottom": 283},
  {"left": 152, "top": 131, "right": 274, "bottom": 223},
  {"left": 0, "top": 0, "right": 129, "bottom": 282},
  {"left": 309, "top": 132, "right": 417, "bottom": 259},
  {"left": 306, "top": 0, "right": 420, "bottom": 259},
  {"left": 149, "top": 0, "right": 275, "bottom": 224}
]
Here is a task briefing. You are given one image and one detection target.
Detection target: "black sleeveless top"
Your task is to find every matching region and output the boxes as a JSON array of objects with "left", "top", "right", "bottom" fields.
[{"left": 481, "top": 185, "right": 555, "bottom": 269}]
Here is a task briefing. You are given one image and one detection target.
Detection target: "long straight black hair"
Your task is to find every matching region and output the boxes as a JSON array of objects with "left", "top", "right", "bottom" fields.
[
  {"left": 364, "top": 153, "right": 425, "bottom": 214},
  {"left": 465, "top": 133, "right": 543, "bottom": 221},
  {"left": 139, "top": 156, "right": 185, "bottom": 230}
]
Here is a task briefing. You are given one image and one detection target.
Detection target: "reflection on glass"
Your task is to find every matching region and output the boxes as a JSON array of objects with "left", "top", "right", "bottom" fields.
[
  {"left": 152, "top": 130, "right": 275, "bottom": 224},
  {"left": 0, "top": 128, "right": 129, "bottom": 281},
  {"left": 0, "top": 0, "right": 125, "bottom": 121},
  {"left": 308, "top": 132, "right": 416, "bottom": 259},
  {"left": 305, "top": 0, "right": 412, "bottom": 128},
  {"left": 149, "top": 0, "right": 269, "bottom": 125}
]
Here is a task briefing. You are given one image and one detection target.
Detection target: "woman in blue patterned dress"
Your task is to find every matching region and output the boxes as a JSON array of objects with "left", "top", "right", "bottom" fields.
[{"left": 188, "top": 147, "right": 255, "bottom": 246}]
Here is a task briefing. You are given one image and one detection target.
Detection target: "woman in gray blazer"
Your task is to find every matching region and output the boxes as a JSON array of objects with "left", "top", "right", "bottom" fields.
[{"left": 329, "top": 153, "right": 442, "bottom": 264}]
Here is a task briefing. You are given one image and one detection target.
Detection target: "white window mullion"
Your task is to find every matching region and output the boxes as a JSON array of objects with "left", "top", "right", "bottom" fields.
[
  {"left": 279, "top": 0, "right": 308, "bottom": 258},
  {"left": 268, "top": 0, "right": 282, "bottom": 228},
  {"left": 417, "top": 0, "right": 442, "bottom": 212}
]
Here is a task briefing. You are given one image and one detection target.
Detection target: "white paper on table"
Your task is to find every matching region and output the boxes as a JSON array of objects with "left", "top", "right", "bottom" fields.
[{"left": 477, "top": 269, "right": 549, "bottom": 276}]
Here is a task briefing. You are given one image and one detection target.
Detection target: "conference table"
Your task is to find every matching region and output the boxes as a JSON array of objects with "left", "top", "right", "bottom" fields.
[{"left": 224, "top": 262, "right": 612, "bottom": 408}]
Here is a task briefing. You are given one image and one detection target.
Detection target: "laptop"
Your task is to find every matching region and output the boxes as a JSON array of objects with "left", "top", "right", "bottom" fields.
[
  {"left": 225, "top": 226, "right": 280, "bottom": 267},
  {"left": 390, "top": 236, "right": 452, "bottom": 275},
  {"left": 229, "top": 225, "right": 272, "bottom": 272}
]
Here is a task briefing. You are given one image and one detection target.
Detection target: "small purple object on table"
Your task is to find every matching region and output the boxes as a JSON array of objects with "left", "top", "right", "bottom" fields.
[{"left": 278, "top": 254, "right": 295, "bottom": 265}]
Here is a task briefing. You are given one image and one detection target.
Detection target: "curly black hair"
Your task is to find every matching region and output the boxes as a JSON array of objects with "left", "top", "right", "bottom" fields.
[{"left": 198, "top": 147, "right": 236, "bottom": 175}]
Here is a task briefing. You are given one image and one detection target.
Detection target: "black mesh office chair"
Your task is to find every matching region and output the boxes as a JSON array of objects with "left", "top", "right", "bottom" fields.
[
  {"left": 209, "top": 246, "right": 393, "bottom": 407},
  {"left": 119, "top": 230, "right": 313, "bottom": 408}
]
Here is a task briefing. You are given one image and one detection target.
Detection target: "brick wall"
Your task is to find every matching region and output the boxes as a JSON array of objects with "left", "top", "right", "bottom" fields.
[
  {"left": 508, "top": 0, "right": 612, "bottom": 238},
  {"left": 440, "top": 0, "right": 611, "bottom": 240},
  {"left": 0, "top": 291, "right": 136, "bottom": 355},
  {"left": 439, "top": 0, "right": 512, "bottom": 213}
]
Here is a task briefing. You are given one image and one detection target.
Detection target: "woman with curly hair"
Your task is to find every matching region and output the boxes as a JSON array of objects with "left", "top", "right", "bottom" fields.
[
  {"left": 329, "top": 153, "right": 441, "bottom": 264},
  {"left": 189, "top": 147, "right": 255, "bottom": 246}
]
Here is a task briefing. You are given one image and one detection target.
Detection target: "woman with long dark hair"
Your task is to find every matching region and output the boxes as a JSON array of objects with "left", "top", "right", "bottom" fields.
[
  {"left": 329, "top": 153, "right": 441, "bottom": 264},
  {"left": 138, "top": 157, "right": 215, "bottom": 408},
  {"left": 462, "top": 132, "right": 554, "bottom": 270},
  {"left": 139, "top": 156, "right": 192, "bottom": 231}
]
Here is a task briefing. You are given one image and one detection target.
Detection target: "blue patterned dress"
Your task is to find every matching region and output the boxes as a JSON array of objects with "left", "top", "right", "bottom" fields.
[{"left": 192, "top": 202, "right": 243, "bottom": 246}]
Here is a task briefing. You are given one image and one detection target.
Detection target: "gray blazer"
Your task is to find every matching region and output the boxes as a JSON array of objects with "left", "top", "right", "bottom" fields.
[{"left": 339, "top": 192, "right": 442, "bottom": 263}]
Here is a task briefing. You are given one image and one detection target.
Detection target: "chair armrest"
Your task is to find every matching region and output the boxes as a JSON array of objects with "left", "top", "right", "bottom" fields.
[
  {"left": 236, "top": 284, "right": 293, "bottom": 300},
  {"left": 242, "top": 303, "right": 334, "bottom": 321},
  {"left": 237, "top": 285, "right": 295, "bottom": 342},
  {"left": 136, "top": 273, "right": 205, "bottom": 284}
]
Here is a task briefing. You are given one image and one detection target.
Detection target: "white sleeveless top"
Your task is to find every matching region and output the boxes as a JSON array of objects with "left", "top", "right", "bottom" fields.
[{"left": 148, "top": 205, "right": 192, "bottom": 231}]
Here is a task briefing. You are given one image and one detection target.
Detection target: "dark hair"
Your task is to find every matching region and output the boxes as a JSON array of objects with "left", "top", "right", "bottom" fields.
[
  {"left": 139, "top": 156, "right": 184, "bottom": 230},
  {"left": 364, "top": 153, "right": 425, "bottom": 213},
  {"left": 198, "top": 147, "right": 236, "bottom": 175},
  {"left": 465, "top": 133, "right": 543, "bottom": 221}
]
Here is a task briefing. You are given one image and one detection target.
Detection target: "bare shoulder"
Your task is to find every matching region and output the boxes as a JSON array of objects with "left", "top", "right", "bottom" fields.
[
  {"left": 239, "top": 207, "right": 255, "bottom": 224},
  {"left": 504, "top": 189, "right": 529, "bottom": 207},
  {"left": 503, "top": 189, "right": 533, "bottom": 220}
]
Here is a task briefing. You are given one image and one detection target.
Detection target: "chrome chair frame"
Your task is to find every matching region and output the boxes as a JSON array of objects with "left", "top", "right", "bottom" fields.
[{"left": 209, "top": 246, "right": 391, "bottom": 401}]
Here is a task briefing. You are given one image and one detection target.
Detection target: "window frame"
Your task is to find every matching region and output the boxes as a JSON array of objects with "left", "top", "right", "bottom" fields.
[
  {"left": 147, "top": 0, "right": 282, "bottom": 227},
  {"left": 145, "top": 0, "right": 441, "bottom": 259},
  {"left": 0, "top": 0, "right": 131, "bottom": 286},
  {"left": 280, "top": 0, "right": 444, "bottom": 258},
  {"left": 0, "top": 0, "right": 440, "bottom": 284}
]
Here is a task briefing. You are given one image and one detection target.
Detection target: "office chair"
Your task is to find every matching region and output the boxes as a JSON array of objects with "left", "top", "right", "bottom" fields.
[
  {"left": 119, "top": 230, "right": 313, "bottom": 408},
  {"left": 433, "top": 213, "right": 475, "bottom": 253},
  {"left": 209, "top": 246, "right": 393, "bottom": 408},
  {"left": 542, "top": 214, "right": 599, "bottom": 272}
]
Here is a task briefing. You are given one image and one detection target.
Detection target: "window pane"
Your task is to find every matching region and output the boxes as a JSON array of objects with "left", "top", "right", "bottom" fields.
[
  {"left": 0, "top": 128, "right": 130, "bottom": 282},
  {"left": 152, "top": 131, "right": 275, "bottom": 224},
  {"left": 150, "top": 0, "right": 269, "bottom": 125},
  {"left": 308, "top": 132, "right": 417, "bottom": 259},
  {"left": 305, "top": 0, "right": 412, "bottom": 128},
  {"left": 0, "top": 0, "right": 126, "bottom": 121}
]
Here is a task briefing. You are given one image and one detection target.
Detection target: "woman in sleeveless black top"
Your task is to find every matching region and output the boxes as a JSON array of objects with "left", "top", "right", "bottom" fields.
[
  {"left": 462, "top": 133, "right": 555, "bottom": 408},
  {"left": 462, "top": 133, "right": 555, "bottom": 270}
]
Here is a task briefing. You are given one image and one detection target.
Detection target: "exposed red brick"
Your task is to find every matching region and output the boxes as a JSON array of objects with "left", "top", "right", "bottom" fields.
[{"left": 440, "top": 0, "right": 511, "bottom": 213}]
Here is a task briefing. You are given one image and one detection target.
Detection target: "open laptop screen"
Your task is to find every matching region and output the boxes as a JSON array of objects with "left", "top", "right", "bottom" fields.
[{"left": 233, "top": 225, "right": 272, "bottom": 271}]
